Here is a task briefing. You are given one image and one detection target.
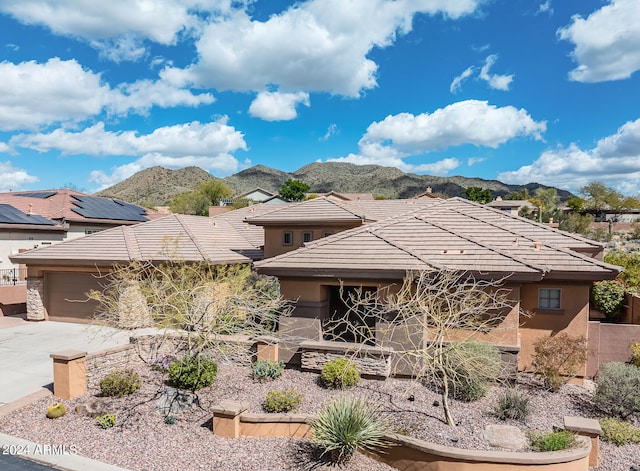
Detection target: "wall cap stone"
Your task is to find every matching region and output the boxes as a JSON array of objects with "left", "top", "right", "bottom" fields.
[
  {"left": 300, "top": 340, "right": 393, "bottom": 355},
  {"left": 86, "top": 344, "right": 134, "bottom": 361},
  {"left": 240, "top": 413, "right": 312, "bottom": 424},
  {"left": 50, "top": 350, "right": 87, "bottom": 361},
  {"left": 564, "top": 416, "right": 602, "bottom": 436},
  {"left": 212, "top": 401, "right": 249, "bottom": 417}
]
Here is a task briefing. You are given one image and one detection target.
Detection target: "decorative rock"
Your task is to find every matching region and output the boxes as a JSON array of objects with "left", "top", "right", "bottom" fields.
[
  {"left": 75, "top": 398, "right": 113, "bottom": 418},
  {"left": 483, "top": 424, "right": 528, "bottom": 451},
  {"left": 157, "top": 387, "right": 199, "bottom": 415}
]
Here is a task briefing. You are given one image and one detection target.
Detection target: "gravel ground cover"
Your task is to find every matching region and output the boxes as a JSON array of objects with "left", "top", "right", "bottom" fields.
[{"left": 0, "top": 363, "right": 638, "bottom": 471}]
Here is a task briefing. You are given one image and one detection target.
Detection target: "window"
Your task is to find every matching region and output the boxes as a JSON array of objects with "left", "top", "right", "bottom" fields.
[
  {"left": 323, "top": 231, "right": 333, "bottom": 238},
  {"left": 282, "top": 231, "right": 293, "bottom": 246},
  {"left": 303, "top": 231, "right": 313, "bottom": 243},
  {"left": 538, "top": 288, "right": 561, "bottom": 310}
]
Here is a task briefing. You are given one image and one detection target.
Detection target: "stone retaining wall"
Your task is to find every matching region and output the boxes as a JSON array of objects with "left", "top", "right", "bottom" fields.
[
  {"left": 299, "top": 340, "right": 393, "bottom": 378},
  {"left": 86, "top": 344, "right": 139, "bottom": 390}
]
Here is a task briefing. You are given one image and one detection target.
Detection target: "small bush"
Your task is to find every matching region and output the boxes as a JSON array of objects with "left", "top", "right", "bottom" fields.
[
  {"left": 320, "top": 358, "right": 360, "bottom": 389},
  {"left": 591, "top": 280, "right": 626, "bottom": 320},
  {"left": 263, "top": 388, "right": 303, "bottom": 413},
  {"left": 251, "top": 359, "right": 285, "bottom": 382},
  {"left": 630, "top": 341, "right": 640, "bottom": 367},
  {"left": 311, "top": 397, "right": 393, "bottom": 464},
  {"left": 99, "top": 369, "right": 142, "bottom": 397},
  {"left": 168, "top": 356, "right": 218, "bottom": 391},
  {"left": 495, "top": 388, "right": 530, "bottom": 421},
  {"left": 444, "top": 340, "right": 502, "bottom": 401},
  {"left": 599, "top": 417, "right": 640, "bottom": 446},
  {"left": 530, "top": 430, "right": 576, "bottom": 452},
  {"left": 594, "top": 362, "right": 640, "bottom": 419},
  {"left": 164, "top": 415, "right": 176, "bottom": 425},
  {"left": 96, "top": 413, "right": 116, "bottom": 429},
  {"left": 532, "top": 333, "right": 588, "bottom": 392}
]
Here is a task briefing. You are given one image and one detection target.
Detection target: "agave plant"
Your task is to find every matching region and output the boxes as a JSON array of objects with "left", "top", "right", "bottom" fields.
[{"left": 310, "top": 396, "right": 393, "bottom": 464}]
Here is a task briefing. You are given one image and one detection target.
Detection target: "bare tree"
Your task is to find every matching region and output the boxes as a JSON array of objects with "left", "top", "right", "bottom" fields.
[{"left": 331, "top": 269, "right": 519, "bottom": 427}]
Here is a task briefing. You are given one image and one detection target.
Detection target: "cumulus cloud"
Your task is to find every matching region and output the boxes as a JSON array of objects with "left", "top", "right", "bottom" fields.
[
  {"left": 479, "top": 55, "right": 513, "bottom": 90},
  {"left": 498, "top": 118, "right": 640, "bottom": 194},
  {"left": 0, "top": 161, "right": 38, "bottom": 191},
  {"left": 558, "top": 0, "right": 640, "bottom": 82},
  {"left": 248, "top": 91, "right": 310, "bottom": 121},
  {"left": 327, "top": 100, "right": 544, "bottom": 175},
  {"left": 164, "top": 0, "right": 487, "bottom": 97},
  {"left": 10, "top": 118, "right": 248, "bottom": 188},
  {"left": 0, "top": 58, "right": 214, "bottom": 131}
]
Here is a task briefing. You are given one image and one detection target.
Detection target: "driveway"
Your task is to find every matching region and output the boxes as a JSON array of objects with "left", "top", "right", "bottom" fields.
[{"left": 0, "top": 316, "right": 131, "bottom": 407}]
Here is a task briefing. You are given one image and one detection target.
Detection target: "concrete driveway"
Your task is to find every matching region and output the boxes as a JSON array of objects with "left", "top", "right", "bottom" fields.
[{"left": 0, "top": 316, "right": 131, "bottom": 407}]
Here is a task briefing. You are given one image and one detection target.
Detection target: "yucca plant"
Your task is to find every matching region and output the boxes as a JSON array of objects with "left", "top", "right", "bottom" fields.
[{"left": 310, "top": 397, "right": 393, "bottom": 464}]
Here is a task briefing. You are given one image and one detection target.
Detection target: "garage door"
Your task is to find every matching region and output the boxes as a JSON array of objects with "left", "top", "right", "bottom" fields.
[{"left": 45, "top": 272, "right": 102, "bottom": 323}]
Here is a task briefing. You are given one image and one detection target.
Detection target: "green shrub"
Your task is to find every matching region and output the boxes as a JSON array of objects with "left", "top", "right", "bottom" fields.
[
  {"left": 591, "top": 280, "right": 626, "bottom": 320},
  {"left": 320, "top": 358, "right": 360, "bottom": 389},
  {"left": 631, "top": 341, "right": 640, "bottom": 367},
  {"left": 96, "top": 413, "right": 116, "bottom": 429},
  {"left": 168, "top": 356, "right": 218, "bottom": 391},
  {"left": 599, "top": 417, "right": 640, "bottom": 446},
  {"left": 263, "top": 388, "right": 303, "bottom": 413},
  {"left": 444, "top": 340, "right": 502, "bottom": 401},
  {"left": 311, "top": 397, "right": 393, "bottom": 464},
  {"left": 164, "top": 415, "right": 176, "bottom": 425},
  {"left": 532, "top": 333, "right": 588, "bottom": 392},
  {"left": 99, "top": 369, "right": 142, "bottom": 397},
  {"left": 46, "top": 402, "right": 66, "bottom": 419},
  {"left": 594, "top": 362, "right": 640, "bottom": 419},
  {"left": 494, "top": 388, "right": 530, "bottom": 421},
  {"left": 251, "top": 359, "right": 285, "bottom": 382},
  {"left": 530, "top": 430, "right": 576, "bottom": 452}
]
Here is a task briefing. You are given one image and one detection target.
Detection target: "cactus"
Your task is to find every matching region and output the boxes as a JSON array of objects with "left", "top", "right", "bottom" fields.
[{"left": 46, "top": 402, "right": 66, "bottom": 419}]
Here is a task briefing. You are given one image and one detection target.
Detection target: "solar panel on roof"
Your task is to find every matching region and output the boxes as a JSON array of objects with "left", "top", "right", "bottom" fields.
[
  {"left": 70, "top": 195, "right": 148, "bottom": 222},
  {"left": 0, "top": 204, "right": 55, "bottom": 225},
  {"left": 13, "top": 191, "right": 57, "bottom": 199}
]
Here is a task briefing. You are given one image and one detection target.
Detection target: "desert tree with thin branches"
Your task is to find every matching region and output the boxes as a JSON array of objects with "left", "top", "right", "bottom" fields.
[{"left": 327, "top": 269, "right": 520, "bottom": 427}]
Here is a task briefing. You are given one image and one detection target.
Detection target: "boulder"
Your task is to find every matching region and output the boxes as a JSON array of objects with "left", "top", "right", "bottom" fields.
[{"left": 483, "top": 424, "right": 528, "bottom": 451}]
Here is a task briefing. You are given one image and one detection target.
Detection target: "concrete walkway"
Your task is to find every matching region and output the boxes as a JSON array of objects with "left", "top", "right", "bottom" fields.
[{"left": 0, "top": 316, "right": 131, "bottom": 407}]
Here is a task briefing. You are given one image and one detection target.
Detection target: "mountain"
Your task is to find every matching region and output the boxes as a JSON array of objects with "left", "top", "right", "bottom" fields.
[
  {"left": 95, "top": 166, "right": 215, "bottom": 207},
  {"left": 95, "top": 162, "right": 573, "bottom": 206}
]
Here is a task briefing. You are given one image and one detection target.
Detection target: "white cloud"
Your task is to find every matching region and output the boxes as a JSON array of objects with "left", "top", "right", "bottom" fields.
[
  {"left": 11, "top": 118, "right": 246, "bottom": 158},
  {"left": 0, "top": 161, "right": 38, "bottom": 191},
  {"left": 498, "top": 118, "right": 640, "bottom": 194},
  {"left": 0, "top": 142, "right": 10, "bottom": 152},
  {"left": 479, "top": 55, "right": 513, "bottom": 91},
  {"left": 558, "top": 0, "right": 640, "bottom": 82},
  {"left": 467, "top": 157, "right": 486, "bottom": 166},
  {"left": 248, "top": 91, "right": 310, "bottom": 121},
  {"left": 536, "top": 1, "right": 553, "bottom": 15},
  {"left": 164, "top": 0, "right": 487, "bottom": 97},
  {"left": 0, "top": 58, "right": 214, "bottom": 131},
  {"left": 450, "top": 66, "right": 475, "bottom": 93},
  {"left": 321, "top": 123, "right": 339, "bottom": 141},
  {"left": 361, "top": 100, "right": 545, "bottom": 154},
  {"left": 326, "top": 100, "right": 543, "bottom": 175}
]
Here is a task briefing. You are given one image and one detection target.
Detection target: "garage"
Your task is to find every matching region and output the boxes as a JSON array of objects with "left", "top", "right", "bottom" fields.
[{"left": 44, "top": 272, "right": 102, "bottom": 323}]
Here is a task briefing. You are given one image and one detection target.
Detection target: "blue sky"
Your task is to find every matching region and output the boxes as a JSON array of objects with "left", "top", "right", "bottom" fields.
[{"left": 0, "top": 0, "right": 639, "bottom": 196}]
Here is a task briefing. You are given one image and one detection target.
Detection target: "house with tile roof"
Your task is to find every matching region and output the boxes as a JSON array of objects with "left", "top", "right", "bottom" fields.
[
  {"left": 252, "top": 197, "right": 621, "bottom": 373},
  {"left": 9, "top": 204, "right": 276, "bottom": 323}
]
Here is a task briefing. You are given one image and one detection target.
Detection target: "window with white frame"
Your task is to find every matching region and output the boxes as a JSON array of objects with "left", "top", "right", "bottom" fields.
[{"left": 538, "top": 288, "right": 561, "bottom": 310}]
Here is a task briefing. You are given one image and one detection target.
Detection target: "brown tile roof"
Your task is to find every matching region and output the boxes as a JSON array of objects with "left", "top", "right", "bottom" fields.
[
  {"left": 255, "top": 198, "right": 620, "bottom": 282},
  {"left": 245, "top": 196, "right": 439, "bottom": 225},
  {"left": 10, "top": 213, "right": 261, "bottom": 267},
  {"left": 0, "top": 189, "right": 156, "bottom": 224}
]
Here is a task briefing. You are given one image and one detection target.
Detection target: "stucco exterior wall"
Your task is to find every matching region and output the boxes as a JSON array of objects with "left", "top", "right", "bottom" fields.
[
  {"left": 262, "top": 223, "right": 361, "bottom": 258},
  {"left": 518, "top": 282, "right": 590, "bottom": 372}
]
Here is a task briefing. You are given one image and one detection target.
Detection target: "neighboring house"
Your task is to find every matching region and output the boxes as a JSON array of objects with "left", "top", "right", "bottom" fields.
[
  {"left": 487, "top": 197, "right": 538, "bottom": 217},
  {"left": 253, "top": 197, "right": 620, "bottom": 373},
  {"left": 317, "top": 191, "right": 375, "bottom": 201},
  {"left": 9, "top": 204, "right": 277, "bottom": 323},
  {"left": 412, "top": 187, "right": 439, "bottom": 199},
  {"left": 219, "top": 188, "right": 279, "bottom": 207}
]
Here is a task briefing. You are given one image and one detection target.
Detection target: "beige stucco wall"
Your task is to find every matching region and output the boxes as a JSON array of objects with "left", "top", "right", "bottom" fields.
[
  {"left": 518, "top": 282, "right": 590, "bottom": 372},
  {"left": 262, "top": 223, "right": 360, "bottom": 258}
]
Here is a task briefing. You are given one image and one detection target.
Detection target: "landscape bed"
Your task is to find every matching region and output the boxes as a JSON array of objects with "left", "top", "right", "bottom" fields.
[{"left": 0, "top": 363, "right": 638, "bottom": 471}]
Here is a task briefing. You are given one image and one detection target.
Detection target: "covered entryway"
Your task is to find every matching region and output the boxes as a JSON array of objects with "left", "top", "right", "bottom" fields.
[
  {"left": 44, "top": 272, "right": 102, "bottom": 322},
  {"left": 324, "top": 285, "right": 377, "bottom": 345}
]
